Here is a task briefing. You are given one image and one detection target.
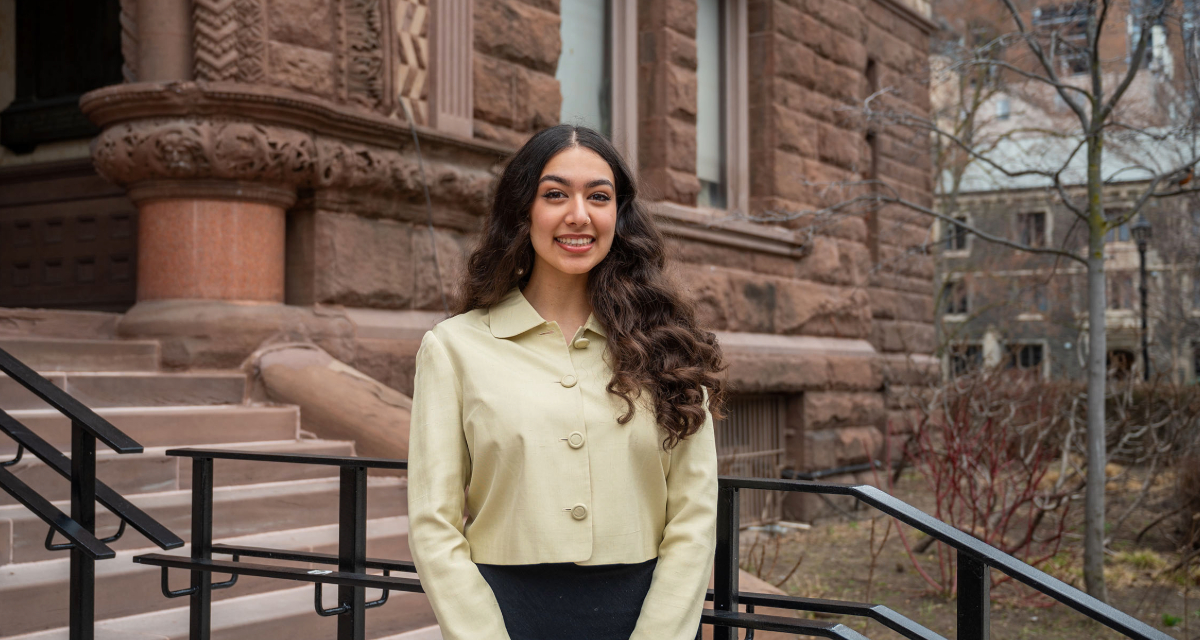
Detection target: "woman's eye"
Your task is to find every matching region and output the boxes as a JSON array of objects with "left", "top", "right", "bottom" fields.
[
  {"left": 590, "top": 193, "right": 612, "bottom": 203},
  {"left": 543, "top": 190, "right": 567, "bottom": 200}
]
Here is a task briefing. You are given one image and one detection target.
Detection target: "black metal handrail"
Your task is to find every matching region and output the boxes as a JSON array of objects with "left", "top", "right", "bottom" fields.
[
  {"left": 709, "top": 477, "right": 1172, "bottom": 640},
  {"left": 0, "top": 346, "right": 184, "bottom": 640},
  {"left": 0, "top": 346, "right": 141, "bottom": 453},
  {"left": 135, "top": 449, "right": 410, "bottom": 640},
  {"left": 138, "top": 450, "right": 1170, "bottom": 640}
]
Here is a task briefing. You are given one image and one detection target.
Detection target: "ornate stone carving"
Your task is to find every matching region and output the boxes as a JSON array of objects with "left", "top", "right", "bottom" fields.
[
  {"left": 90, "top": 117, "right": 492, "bottom": 213},
  {"left": 120, "top": 0, "right": 138, "bottom": 82},
  {"left": 194, "top": 0, "right": 240, "bottom": 81},
  {"left": 82, "top": 82, "right": 505, "bottom": 212},
  {"left": 340, "top": 0, "right": 387, "bottom": 109},
  {"left": 392, "top": 0, "right": 429, "bottom": 124},
  {"left": 235, "top": 0, "right": 267, "bottom": 83}
]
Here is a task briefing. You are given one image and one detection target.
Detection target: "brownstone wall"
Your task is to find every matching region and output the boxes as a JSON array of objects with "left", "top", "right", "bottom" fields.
[
  {"left": 637, "top": 0, "right": 701, "bottom": 204},
  {"left": 471, "top": 0, "right": 563, "bottom": 146}
]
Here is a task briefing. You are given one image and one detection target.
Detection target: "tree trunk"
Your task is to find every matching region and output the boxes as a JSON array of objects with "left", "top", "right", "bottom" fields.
[{"left": 1083, "top": 135, "right": 1109, "bottom": 602}]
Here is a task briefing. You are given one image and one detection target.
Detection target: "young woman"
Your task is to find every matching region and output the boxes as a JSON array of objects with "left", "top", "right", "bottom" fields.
[{"left": 407, "top": 124, "right": 727, "bottom": 640}]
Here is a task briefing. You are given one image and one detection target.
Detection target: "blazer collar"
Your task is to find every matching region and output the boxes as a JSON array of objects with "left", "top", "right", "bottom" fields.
[{"left": 488, "top": 287, "right": 608, "bottom": 339}]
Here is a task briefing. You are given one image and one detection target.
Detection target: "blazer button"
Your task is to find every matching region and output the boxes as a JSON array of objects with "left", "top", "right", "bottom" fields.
[
  {"left": 573, "top": 337, "right": 590, "bottom": 349},
  {"left": 561, "top": 374, "right": 578, "bottom": 388},
  {"left": 570, "top": 504, "right": 588, "bottom": 520},
  {"left": 567, "top": 431, "right": 585, "bottom": 448}
]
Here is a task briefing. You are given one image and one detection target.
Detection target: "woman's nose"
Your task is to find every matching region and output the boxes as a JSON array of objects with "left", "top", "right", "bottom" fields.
[{"left": 565, "top": 196, "right": 589, "bottom": 225}]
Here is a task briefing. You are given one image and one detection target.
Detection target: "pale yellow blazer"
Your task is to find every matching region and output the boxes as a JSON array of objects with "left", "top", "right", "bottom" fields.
[{"left": 407, "top": 286, "right": 718, "bottom": 640}]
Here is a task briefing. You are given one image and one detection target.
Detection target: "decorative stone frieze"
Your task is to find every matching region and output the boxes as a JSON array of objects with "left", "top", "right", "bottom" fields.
[{"left": 82, "top": 82, "right": 505, "bottom": 211}]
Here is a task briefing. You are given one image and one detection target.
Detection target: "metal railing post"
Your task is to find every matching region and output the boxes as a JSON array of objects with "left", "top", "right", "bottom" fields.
[
  {"left": 190, "top": 457, "right": 214, "bottom": 640},
  {"left": 338, "top": 465, "right": 368, "bottom": 640},
  {"left": 957, "top": 551, "right": 990, "bottom": 640},
  {"left": 69, "top": 421, "right": 96, "bottom": 640},
  {"left": 713, "top": 485, "right": 740, "bottom": 640}
]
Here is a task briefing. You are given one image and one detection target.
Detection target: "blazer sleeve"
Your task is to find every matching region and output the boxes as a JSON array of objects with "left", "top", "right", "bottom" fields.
[
  {"left": 629, "top": 386, "right": 719, "bottom": 640},
  {"left": 406, "top": 330, "right": 512, "bottom": 640}
]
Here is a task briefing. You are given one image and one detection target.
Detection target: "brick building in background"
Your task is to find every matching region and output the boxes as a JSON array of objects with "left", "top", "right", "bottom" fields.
[{"left": 0, "top": 4, "right": 935, "bottom": 623}]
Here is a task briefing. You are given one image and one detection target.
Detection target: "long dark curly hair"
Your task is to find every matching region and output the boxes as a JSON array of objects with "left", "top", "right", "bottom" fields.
[{"left": 455, "top": 124, "right": 727, "bottom": 448}]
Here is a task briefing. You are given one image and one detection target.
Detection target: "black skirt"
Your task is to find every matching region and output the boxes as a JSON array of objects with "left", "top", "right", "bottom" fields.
[{"left": 476, "top": 558, "right": 657, "bottom": 640}]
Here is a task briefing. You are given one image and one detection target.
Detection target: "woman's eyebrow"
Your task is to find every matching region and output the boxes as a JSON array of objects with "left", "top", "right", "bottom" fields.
[
  {"left": 538, "top": 175, "right": 615, "bottom": 190},
  {"left": 539, "top": 174, "right": 571, "bottom": 186}
]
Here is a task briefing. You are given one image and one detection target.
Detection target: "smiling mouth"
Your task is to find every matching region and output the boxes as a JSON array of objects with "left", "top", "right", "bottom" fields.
[{"left": 555, "top": 237, "right": 595, "bottom": 247}]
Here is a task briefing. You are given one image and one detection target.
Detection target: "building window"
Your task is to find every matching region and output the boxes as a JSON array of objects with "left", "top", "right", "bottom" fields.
[
  {"left": 1105, "top": 208, "right": 1132, "bottom": 243},
  {"left": 1017, "top": 212, "right": 1047, "bottom": 248},
  {"left": 558, "top": 0, "right": 613, "bottom": 136},
  {"left": 944, "top": 216, "right": 969, "bottom": 252},
  {"left": 996, "top": 96, "right": 1011, "bottom": 120},
  {"left": 949, "top": 343, "right": 983, "bottom": 377},
  {"left": 714, "top": 394, "right": 785, "bottom": 525},
  {"left": 943, "top": 278, "right": 969, "bottom": 316},
  {"left": 696, "top": 0, "right": 726, "bottom": 208},
  {"left": 1105, "top": 222, "right": 1132, "bottom": 243},
  {"left": 1108, "top": 271, "right": 1135, "bottom": 310},
  {"left": 1034, "top": 3, "right": 1090, "bottom": 75},
  {"left": 1108, "top": 349, "right": 1135, "bottom": 379},
  {"left": 1019, "top": 278, "right": 1050, "bottom": 316},
  {"left": 1007, "top": 343, "right": 1045, "bottom": 377}
]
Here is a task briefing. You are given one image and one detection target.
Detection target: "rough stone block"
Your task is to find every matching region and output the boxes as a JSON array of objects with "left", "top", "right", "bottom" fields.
[
  {"left": 413, "top": 225, "right": 470, "bottom": 310},
  {"left": 678, "top": 265, "right": 734, "bottom": 330},
  {"left": 473, "top": 54, "right": 516, "bottom": 127},
  {"left": 352, "top": 338, "right": 421, "bottom": 396},
  {"left": 514, "top": 69, "right": 562, "bottom": 131},
  {"left": 268, "top": 0, "right": 334, "bottom": 50},
  {"left": 314, "top": 212, "right": 414, "bottom": 308},
  {"left": 774, "top": 279, "right": 871, "bottom": 338},
  {"left": 817, "top": 121, "right": 865, "bottom": 172},
  {"left": 640, "top": 166, "right": 700, "bottom": 205},
  {"left": 665, "top": 27, "right": 698, "bottom": 69},
  {"left": 726, "top": 272, "right": 779, "bottom": 334},
  {"left": 809, "top": 0, "right": 866, "bottom": 38},
  {"left": 267, "top": 41, "right": 336, "bottom": 97},
  {"left": 813, "top": 55, "right": 863, "bottom": 104},
  {"left": 775, "top": 37, "right": 816, "bottom": 88},
  {"left": 802, "top": 425, "right": 884, "bottom": 469},
  {"left": 869, "top": 288, "right": 933, "bottom": 323},
  {"left": 474, "top": 0, "right": 561, "bottom": 74},
  {"left": 640, "top": 0, "right": 697, "bottom": 36},
  {"left": 666, "top": 65, "right": 698, "bottom": 119},
  {"left": 871, "top": 320, "right": 937, "bottom": 354},
  {"left": 773, "top": 104, "right": 819, "bottom": 158},
  {"left": 803, "top": 391, "right": 885, "bottom": 430}
]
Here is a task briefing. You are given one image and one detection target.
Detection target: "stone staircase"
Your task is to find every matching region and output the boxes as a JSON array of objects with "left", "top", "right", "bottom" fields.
[{"left": 0, "top": 316, "right": 438, "bottom": 639}]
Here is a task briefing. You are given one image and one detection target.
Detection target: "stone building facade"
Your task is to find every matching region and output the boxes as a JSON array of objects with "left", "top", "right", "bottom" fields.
[
  {"left": 938, "top": 183, "right": 1200, "bottom": 384},
  {"left": 0, "top": 0, "right": 937, "bottom": 518}
]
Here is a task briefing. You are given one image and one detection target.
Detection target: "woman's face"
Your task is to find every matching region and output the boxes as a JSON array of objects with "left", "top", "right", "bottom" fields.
[{"left": 528, "top": 146, "right": 618, "bottom": 278}]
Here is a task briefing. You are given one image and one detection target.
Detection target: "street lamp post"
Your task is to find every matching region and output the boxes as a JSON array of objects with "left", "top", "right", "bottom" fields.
[{"left": 1131, "top": 215, "right": 1152, "bottom": 381}]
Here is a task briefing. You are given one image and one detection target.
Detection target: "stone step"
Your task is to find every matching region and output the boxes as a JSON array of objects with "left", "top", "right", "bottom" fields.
[
  {"left": 0, "top": 405, "right": 300, "bottom": 456},
  {"left": 2, "top": 582, "right": 438, "bottom": 640},
  {"left": 0, "top": 516, "right": 412, "bottom": 637},
  {"left": 0, "top": 476, "right": 407, "bottom": 565},
  {"left": 0, "top": 439, "right": 356, "bottom": 505},
  {"left": 0, "top": 308, "right": 121, "bottom": 341},
  {"left": 0, "top": 371, "right": 247, "bottom": 410},
  {"left": 0, "top": 337, "right": 160, "bottom": 372}
]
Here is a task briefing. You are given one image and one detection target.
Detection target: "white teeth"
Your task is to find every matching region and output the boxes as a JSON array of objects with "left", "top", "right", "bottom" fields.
[{"left": 556, "top": 237, "right": 594, "bottom": 247}]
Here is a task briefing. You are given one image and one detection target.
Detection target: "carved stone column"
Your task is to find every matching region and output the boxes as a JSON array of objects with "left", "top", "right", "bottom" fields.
[{"left": 81, "top": 81, "right": 503, "bottom": 306}]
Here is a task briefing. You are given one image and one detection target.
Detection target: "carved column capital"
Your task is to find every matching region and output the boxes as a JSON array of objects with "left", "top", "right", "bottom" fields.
[{"left": 82, "top": 82, "right": 506, "bottom": 214}]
